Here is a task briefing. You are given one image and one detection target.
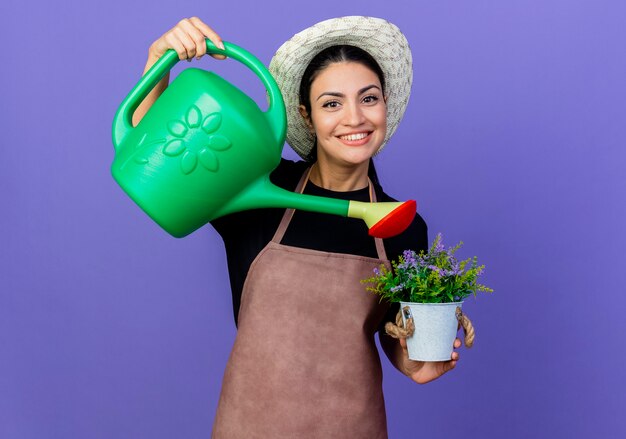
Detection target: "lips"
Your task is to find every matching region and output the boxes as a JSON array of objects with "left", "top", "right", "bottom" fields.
[
  {"left": 337, "top": 131, "right": 372, "bottom": 145},
  {"left": 339, "top": 132, "right": 369, "bottom": 141}
]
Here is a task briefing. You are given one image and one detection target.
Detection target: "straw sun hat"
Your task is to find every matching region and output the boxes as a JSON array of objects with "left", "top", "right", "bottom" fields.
[{"left": 269, "top": 16, "right": 413, "bottom": 160}]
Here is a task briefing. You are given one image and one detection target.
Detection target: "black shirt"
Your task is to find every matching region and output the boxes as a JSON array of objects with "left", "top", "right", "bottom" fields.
[{"left": 211, "top": 159, "right": 428, "bottom": 325}]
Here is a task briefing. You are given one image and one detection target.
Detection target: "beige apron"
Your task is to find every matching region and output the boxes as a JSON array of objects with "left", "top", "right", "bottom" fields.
[{"left": 212, "top": 169, "right": 391, "bottom": 439}]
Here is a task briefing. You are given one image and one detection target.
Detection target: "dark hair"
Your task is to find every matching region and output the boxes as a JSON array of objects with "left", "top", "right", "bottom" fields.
[{"left": 298, "top": 45, "right": 385, "bottom": 186}]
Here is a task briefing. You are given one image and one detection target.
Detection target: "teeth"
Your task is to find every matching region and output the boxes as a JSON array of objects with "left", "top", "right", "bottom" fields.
[{"left": 339, "top": 133, "right": 368, "bottom": 141}]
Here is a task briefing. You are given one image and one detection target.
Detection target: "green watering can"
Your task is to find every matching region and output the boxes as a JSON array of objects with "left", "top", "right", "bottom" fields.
[{"left": 111, "top": 40, "right": 416, "bottom": 238}]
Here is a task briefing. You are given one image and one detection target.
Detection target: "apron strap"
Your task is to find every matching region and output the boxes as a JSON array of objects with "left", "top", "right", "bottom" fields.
[
  {"left": 271, "top": 167, "right": 313, "bottom": 243},
  {"left": 272, "top": 167, "right": 388, "bottom": 262},
  {"left": 368, "top": 182, "right": 388, "bottom": 262}
]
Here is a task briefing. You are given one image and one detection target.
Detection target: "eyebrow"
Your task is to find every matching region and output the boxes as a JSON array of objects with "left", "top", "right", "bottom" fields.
[{"left": 316, "top": 84, "right": 381, "bottom": 101}]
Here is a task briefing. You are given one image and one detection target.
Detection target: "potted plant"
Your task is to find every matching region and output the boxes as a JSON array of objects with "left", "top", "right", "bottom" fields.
[{"left": 362, "top": 233, "right": 493, "bottom": 361}]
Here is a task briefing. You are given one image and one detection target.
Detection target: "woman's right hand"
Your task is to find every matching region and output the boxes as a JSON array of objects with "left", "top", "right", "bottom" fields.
[
  {"left": 148, "top": 16, "right": 226, "bottom": 61},
  {"left": 133, "top": 17, "right": 225, "bottom": 125}
]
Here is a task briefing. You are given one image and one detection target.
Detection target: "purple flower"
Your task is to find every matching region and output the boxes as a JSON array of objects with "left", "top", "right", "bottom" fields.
[
  {"left": 428, "top": 265, "right": 445, "bottom": 276},
  {"left": 446, "top": 259, "right": 462, "bottom": 276},
  {"left": 434, "top": 233, "right": 445, "bottom": 253},
  {"left": 416, "top": 254, "right": 427, "bottom": 267},
  {"left": 403, "top": 250, "right": 417, "bottom": 266},
  {"left": 444, "top": 268, "right": 460, "bottom": 276},
  {"left": 398, "top": 250, "right": 419, "bottom": 271}
]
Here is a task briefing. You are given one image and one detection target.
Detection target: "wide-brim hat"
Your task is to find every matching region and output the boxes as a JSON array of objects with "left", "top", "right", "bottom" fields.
[{"left": 269, "top": 16, "right": 413, "bottom": 160}]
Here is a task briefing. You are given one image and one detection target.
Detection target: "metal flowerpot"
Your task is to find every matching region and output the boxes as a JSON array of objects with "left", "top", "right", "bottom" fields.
[{"left": 400, "top": 301, "right": 462, "bottom": 361}]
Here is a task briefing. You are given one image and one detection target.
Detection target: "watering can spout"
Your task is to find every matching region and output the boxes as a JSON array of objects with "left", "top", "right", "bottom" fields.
[
  {"left": 213, "top": 174, "right": 349, "bottom": 219},
  {"left": 214, "top": 175, "right": 417, "bottom": 239},
  {"left": 349, "top": 199, "right": 417, "bottom": 238}
]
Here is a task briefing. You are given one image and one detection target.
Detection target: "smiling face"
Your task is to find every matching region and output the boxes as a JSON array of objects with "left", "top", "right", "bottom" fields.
[{"left": 301, "top": 61, "right": 387, "bottom": 172}]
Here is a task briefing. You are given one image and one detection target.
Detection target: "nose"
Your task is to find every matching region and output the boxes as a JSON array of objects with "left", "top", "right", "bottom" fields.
[{"left": 343, "top": 100, "right": 365, "bottom": 126}]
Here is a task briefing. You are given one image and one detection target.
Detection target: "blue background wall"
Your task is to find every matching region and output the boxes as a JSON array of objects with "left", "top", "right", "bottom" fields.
[{"left": 1, "top": 0, "right": 624, "bottom": 437}]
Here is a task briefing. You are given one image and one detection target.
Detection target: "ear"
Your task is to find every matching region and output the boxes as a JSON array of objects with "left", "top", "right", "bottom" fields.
[{"left": 298, "top": 105, "right": 315, "bottom": 133}]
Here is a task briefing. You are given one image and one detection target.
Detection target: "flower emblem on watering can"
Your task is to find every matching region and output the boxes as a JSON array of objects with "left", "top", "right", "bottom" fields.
[{"left": 162, "top": 104, "right": 232, "bottom": 175}]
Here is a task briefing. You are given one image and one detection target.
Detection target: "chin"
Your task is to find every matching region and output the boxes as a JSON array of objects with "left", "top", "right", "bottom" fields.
[
  {"left": 342, "top": 145, "right": 381, "bottom": 164},
  {"left": 335, "top": 153, "right": 376, "bottom": 168},
  {"left": 319, "top": 138, "right": 383, "bottom": 167}
]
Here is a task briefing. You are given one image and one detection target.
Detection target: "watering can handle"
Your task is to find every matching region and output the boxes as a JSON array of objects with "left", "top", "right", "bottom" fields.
[{"left": 112, "top": 40, "right": 287, "bottom": 151}]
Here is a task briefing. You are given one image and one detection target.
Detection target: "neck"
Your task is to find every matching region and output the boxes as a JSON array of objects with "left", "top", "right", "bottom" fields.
[{"left": 308, "top": 160, "right": 370, "bottom": 191}]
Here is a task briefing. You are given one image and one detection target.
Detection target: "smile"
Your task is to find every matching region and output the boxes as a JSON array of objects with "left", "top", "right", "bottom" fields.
[
  {"left": 339, "top": 132, "right": 369, "bottom": 141},
  {"left": 337, "top": 132, "right": 372, "bottom": 145}
]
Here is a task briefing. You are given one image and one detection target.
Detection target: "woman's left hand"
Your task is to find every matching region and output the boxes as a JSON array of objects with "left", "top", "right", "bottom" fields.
[{"left": 399, "top": 337, "right": 462, "bottom": 384}]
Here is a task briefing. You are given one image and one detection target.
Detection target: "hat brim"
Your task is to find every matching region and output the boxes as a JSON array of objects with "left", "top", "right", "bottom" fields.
[{"left": 269, "top": 16, "right": 413, "bottom": 160}]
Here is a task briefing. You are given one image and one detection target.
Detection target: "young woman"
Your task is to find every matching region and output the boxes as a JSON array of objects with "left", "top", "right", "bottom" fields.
[{"left": 133, "top": 16, "right": 462, "bottom": 438}]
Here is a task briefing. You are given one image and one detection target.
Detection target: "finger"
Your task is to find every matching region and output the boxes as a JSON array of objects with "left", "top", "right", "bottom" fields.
[
  {"left": 189, "top": 16, "right": 224, "bottom": 48},
  {"left": 179, "top": 18, "right": 209, "bottom": 60},
  {"left": 451, "top": 351, "right": 460, "bottom": 361},
  {"left": 189, "top": 16, "right": 227, "bottom": 59},
  {"left": 439, "top": 360, "right": 456, "bottom": 375},
  {"left": 172, "top": 26, "right": 198, "bottom": 59},
  {"left": 454, "top": 338, "right": 462, "bottom": 349},
  {"left": 399, "top": 337, "right": 408, "bottom": 353},
  {"left": 163, "top": 31, "right": 191, "bottom": 60}
]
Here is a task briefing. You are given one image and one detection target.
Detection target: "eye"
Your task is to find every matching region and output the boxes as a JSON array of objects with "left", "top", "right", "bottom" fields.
[
  {"left": 362, "top": 95, "right": 380, "bottom": 104},
  {"left": 321, "top": 100, "right": 341, "bottom": 109}
]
